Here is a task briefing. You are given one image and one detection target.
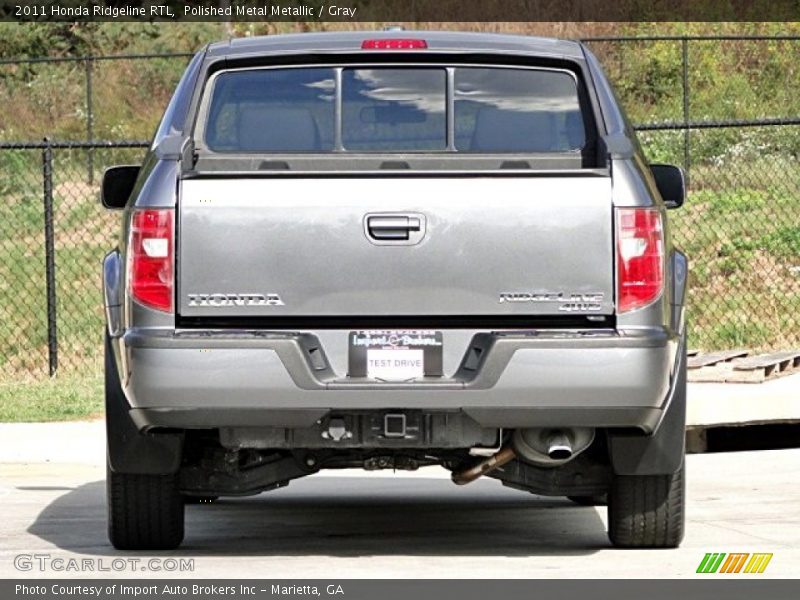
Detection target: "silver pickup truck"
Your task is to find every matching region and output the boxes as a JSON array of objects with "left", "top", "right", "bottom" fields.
[{"left": 101, "top": 31, "right": 688, "bottom": 550}]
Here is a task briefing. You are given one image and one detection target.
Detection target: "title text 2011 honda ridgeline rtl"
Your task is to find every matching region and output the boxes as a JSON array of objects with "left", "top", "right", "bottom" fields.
[{"left": 101, "top": 31, "right": 688, "bottom": 550}]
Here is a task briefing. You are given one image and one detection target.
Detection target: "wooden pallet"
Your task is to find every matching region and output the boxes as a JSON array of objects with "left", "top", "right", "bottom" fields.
[
  {"left": 732, "top": 351, "right": 800, "bottom": 382},
  {"left": 688, "top": 349, "right": 800, "bottom": 383},
  {"left": 687, "top": 349, "right": 749, "bottom": 370}
]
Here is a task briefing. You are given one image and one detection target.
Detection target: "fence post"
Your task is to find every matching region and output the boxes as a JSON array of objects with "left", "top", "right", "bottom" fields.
[
  {"left": 42, "top": 139, "right": 58, "bottom": 377},
  {"left": 85, "top": 58, "right": 94, "bottom": 184},
  {"left": 681, "top": 37, "right": 690, "bottom": 184}
]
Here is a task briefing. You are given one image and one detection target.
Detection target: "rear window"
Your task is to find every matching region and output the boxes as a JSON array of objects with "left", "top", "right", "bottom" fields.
[
  {"left": 342, "top": 68, "right": 447, "bottom": 151},
  {"left": 455, "top": 68, "right": 585, "bottom": 152},
  {"left": 202, "top": 66, "right": 587, "bottom": 154},
  {"left": 205, "top": 68, "right": 336, "bottom": 152}
]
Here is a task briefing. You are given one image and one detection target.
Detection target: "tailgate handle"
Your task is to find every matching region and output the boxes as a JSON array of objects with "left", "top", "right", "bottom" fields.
[{"left": 366, "top": 215, "right": 421, "bottom": 241}]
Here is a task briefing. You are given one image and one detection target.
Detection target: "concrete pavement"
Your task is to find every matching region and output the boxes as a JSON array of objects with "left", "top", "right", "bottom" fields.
[{"left": 1, "top": 420, "right": 799, "bottom": 578}]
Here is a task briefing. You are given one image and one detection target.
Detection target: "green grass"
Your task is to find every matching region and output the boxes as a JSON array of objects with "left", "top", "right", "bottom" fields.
[
  {"left": 670, "top": 158, "right": 800, "bottom": 352},
  {"left": 0, "top": 374, "right": 103, "bottom": 422},
  {"left": 0, "top": 147, "right": 139, "bottom": 387}
]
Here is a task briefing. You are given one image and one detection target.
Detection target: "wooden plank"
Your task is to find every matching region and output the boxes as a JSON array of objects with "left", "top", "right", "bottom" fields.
[
  {"left": 689, "top": 353, "right": 800, "bottom": 383},
  {"left": 686, "top": 349, "right": 800, "bottom": 383},
  {"left": 688, "top": 349, "right": 750, "bottom": 369},
  {"left": 733, "top": 350, "right": 800, "bottom": 371}
]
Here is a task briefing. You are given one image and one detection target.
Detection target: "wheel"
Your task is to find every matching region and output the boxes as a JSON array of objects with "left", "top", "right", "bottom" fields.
[
  {"left": 568, "top": 494, "right": 607, "bottom": 506},
  {"left": 107, "top": 466, "right": 185, "bottom": 550},
  {"left": 105, "top": 334, "right": 185, "bottom": 550},
  {"left": 607, "top": 460, "right": 685, "bottom": 548},
  {"left": 184, "top": 495, "right": 218, "bottom": 504}
]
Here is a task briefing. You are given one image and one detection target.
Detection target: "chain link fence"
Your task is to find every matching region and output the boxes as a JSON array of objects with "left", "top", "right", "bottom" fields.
[
  {"left": 1, "top": 37, "right": 799, "bottom": 382},
  {"left": 0, "top": 142, "right": 147, "bottom": 380},
  {"left": 584, "top": 36, "right": 800, "bottom": 352}
]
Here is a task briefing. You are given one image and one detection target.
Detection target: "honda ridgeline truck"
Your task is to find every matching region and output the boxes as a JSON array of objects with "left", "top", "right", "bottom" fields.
[{"left": 101, "top": 31, "right": 688, "bottom": 550}]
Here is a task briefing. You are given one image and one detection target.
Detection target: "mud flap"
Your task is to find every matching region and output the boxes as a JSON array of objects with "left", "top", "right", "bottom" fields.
[
  {"left": 105, "top": 334, "right": 183, "bottom": 475},
  {"left": 607, "top": 338, "right": 686, "bottom": 476}
]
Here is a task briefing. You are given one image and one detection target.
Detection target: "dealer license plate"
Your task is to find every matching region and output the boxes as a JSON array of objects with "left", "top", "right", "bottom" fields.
[{"left": 348, "top": 330, "right": 443, "bottom": 380}]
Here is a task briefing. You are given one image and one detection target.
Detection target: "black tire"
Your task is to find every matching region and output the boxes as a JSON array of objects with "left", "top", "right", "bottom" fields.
[
  {"left": 107, "top": 466, "right": 185, "bottom": 550},
  {"left": 105, "top": 334, "right": 184, "bottom": 550},
  {"left": 607, "top": 461, "right": 685, "bottom": 548},
  {"left": 568, "top": 494, "right": 607, "bottom": 506}
]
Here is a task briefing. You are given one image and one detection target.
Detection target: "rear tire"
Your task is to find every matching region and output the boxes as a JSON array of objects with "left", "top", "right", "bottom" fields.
[
  {"left": 607, "top": 461, "right": 685, "bottom": 548},
  {"left": 105, "top": 331, "right": 185, "bottom": 550},
  {"left": 107, "top": 465, "right": 185, "bottom": 550}
]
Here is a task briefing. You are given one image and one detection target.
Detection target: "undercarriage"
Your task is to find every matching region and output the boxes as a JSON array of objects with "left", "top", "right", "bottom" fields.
[{"left": 177, "top": 414, "right": 612, "bottom": 499}]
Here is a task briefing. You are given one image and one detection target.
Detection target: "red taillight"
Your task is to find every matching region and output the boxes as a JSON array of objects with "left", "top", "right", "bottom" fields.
[
  {"left": 361, "top": 39, "right": 428, "bottom": 50},
  {"left": 129, "top": 209, "right": 174, "bottom": 312},
  {"left": 616, "top": 208, "right": 664, "bottom": 313}
]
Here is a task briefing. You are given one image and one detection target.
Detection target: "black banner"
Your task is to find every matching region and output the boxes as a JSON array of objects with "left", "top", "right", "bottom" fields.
[
  {"left": 2, "top": 0, "right": 799, "bottom": 22},
  {"left": 5, "top": 579, "right": 800, "bottom": 600}
]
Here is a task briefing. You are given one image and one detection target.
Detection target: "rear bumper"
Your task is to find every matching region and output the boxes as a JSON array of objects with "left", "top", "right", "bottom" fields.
[{"left": 116, "top": 327, "right": 680, "bottom": 433}]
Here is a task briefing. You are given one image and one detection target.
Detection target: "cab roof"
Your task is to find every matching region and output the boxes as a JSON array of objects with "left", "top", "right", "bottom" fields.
[{"left": 206, "top": 30, "right": 586, "bottom": 61}]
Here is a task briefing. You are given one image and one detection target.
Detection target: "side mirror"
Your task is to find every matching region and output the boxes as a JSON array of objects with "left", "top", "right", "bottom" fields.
[
  {"left": 650, "top": 164, "right": 686, "bottom": 209},
  {"left": 101, "top": 165, "right": 140, "bottom": 209}
]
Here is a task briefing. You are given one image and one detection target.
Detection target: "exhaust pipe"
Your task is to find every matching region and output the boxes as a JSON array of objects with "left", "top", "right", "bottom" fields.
[
  {"left": 451, "top": 446, "right": 516, "bottom": 485},
  {"left": 546, "top": 431, "right": 574, "bottom": 460},
  {"left": 451, "top": 427, "right": 595, "bottom": 485},
  {"left": 512, "top": 428, "right": 594, "bottom": 467}
]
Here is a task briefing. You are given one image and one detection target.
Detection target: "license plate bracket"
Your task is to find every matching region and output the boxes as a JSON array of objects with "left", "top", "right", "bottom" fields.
[{"left": 348, "top": 330, "right": 443, "bottom": 380}]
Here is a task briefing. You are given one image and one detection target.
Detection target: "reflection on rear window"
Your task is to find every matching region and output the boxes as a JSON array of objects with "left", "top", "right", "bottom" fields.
[
  {"left": 205, "top": 68, "right": 335, "bottom": 152},
  {"left": 455, "top": 68, "right": 585, "bottom": 152},
  {"left": 203, "top": 66, "right": 586, "bottom": 153},
  {"left": 342, "top": 68, "right": 446, "bottom": 151}
]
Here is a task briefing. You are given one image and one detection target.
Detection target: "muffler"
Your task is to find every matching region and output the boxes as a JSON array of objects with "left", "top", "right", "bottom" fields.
[
  {"left": 450, "top": 427, "right": 595, "bottom": 485},
  {"left": 512, "top": 428, "right": 594, "bottom": 467}
]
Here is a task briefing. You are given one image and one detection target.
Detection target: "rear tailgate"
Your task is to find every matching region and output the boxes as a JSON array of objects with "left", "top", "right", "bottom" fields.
[{"left": 177, "top": 175, "right": 614, "bottom": 319}]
